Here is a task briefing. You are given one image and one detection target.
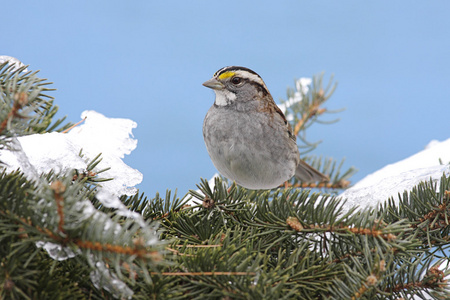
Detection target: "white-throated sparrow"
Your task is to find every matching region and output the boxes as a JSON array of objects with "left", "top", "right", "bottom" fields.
[{"left": 203, "top": 66, "right": 328, "bottom": 190}]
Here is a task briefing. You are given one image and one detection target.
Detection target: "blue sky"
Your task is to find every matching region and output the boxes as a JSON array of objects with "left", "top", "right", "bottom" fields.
[{"left": 3, "top": 1, "right": 450, "bottom": 198}]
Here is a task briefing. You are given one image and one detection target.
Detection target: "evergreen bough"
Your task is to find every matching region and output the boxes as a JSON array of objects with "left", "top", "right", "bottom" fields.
[{"left": 0, "top": 61, "right": 449, "bottom": 299}]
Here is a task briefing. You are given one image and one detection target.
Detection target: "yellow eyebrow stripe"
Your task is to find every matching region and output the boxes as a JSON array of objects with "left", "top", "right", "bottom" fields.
[{"left": 218, "top": 71, "right": 235, "bottom": 80}]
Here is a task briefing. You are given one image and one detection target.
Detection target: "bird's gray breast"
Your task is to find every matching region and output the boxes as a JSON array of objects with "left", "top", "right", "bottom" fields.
[{"left": 203, "top": 104, "right": 299, "bottom": 189}]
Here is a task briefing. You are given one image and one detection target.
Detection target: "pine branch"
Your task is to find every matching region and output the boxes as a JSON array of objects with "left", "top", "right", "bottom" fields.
[
  {"left": 280, "top": 74, "right": 356, "bottom": 189},
  {"left": 380, "top": 174, "right": 450, "bottom": 249},
  {"left": 2, "top": 62, "right": 449, "bottom": 299},
  {"left": 0, "top": 168, "right": 168, "bottom": 299},
  {"left": 281, "top": 73, "right": 339, "bottom": 151},
  {"left": 0, "top": 62, "right": 72, "bottom": 139}
]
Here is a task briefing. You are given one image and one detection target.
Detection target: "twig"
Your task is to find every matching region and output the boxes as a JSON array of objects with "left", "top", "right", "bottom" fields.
[
  {"left": 50, "top": 181, "right": 66, "bottom": 234},
  {"left": 284, "top": 180, "right": 351, "bottom": 189},
  {"left": 151, "top": 271, "right": 256, "bottom": 276},
  {"left": 293, "top": 104, "right": 327, "bottom": 136},
  {"left": 62, "top": 117, "right": 86, "bottom": 133},
  {"left": 0, "top": 92, "right": 28, "bottom": 135}
]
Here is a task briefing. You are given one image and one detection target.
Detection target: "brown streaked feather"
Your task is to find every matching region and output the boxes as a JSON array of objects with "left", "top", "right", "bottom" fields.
[
  {"left": 259, "top": 95, "right": 327, "bottom": 183},
  {"left": 258, "top": 94, "right": 297, "bottom": 142}
]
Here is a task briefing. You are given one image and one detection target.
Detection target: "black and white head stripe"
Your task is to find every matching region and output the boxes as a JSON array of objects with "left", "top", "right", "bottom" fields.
[
  {"left": 213, "top": 66, "right": 259, "bottom": 77},
  {"left": 213, "top": 66, "right": 269, "bottom": 92}
]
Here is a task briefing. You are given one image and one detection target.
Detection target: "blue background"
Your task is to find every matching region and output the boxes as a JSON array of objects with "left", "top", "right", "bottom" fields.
[{"left": 3, "top": 1, "right": 449, "bottom": 198}]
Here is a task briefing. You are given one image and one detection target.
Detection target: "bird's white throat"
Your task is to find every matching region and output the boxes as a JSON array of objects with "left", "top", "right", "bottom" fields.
[{"left": 214, "top": 89, "right": 236, "bottom": 106}]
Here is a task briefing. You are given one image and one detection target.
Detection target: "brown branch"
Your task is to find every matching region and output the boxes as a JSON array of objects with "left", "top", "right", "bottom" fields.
[
  {"left": 50, "top": 181, "right": 66, "bottom": 234},
  {"left": 293, "top": 103, "right": 327, "bottom": 136},
  {"left": 151, "top": 271, "right": 255, "bottom": 276},
  {"left": 285, "top": 180, "right": 351, "bottom": 189},
  {"left": 167, "top": 244, "right": 224, "bottom": 256},
  {"left": 166, "top": 247, "right": 194, "bottom": 257},
  {"left": 414, "top": 200, "right": 449, "bottom": 230},
  {"left": 0, "top": 92, "right": 28, "bottom": 135},
  {"left": 152, "top": 204, "right": 191, "bottom": 221},
  {"left": 75, "top": 239, "right": 163, "bottom": 261},
  {"left": 61, "top": 117, "right": 86, "bottom": 133},
  {"left": 0, "top": 208, "right": 164, "bottom": 262},
  {"left": 0, "top": 209, "right": 66, "bottom": 243},
  {"left": 174, "top": 244, "right": 222, "bottom": 248},
  {"left": 72, "top": 170, "right": 97, "bottom": 181},
  {"left": 286, "top": 217, "right": 397, "bottom": 241},
  {"left": 386, "top": 266, "right": 446, "bottom": 293},
  {"left": 332, "top": 249, "right": 399, "bottom": 265}
]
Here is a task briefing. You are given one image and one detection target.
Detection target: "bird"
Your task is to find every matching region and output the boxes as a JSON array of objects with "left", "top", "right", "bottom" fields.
[{"left": 202, "top": 66, "right": 328, "bottom": 190}]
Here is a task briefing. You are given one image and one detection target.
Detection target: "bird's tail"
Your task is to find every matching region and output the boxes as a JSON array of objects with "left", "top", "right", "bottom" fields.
[{"left": 295, "top": 159, "right": 329, "bottom": 183}]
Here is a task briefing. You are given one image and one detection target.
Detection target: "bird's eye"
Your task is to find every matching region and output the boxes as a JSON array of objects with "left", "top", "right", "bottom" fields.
[{"left": 231, "top": 77, "right": 242, "bottom": 85}]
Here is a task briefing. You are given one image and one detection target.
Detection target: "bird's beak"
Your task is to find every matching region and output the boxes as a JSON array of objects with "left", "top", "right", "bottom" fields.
[{"left": 202, "top": 78, "right": 224, "bottom": 90}]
